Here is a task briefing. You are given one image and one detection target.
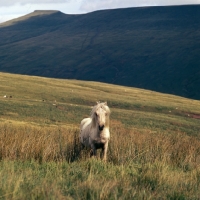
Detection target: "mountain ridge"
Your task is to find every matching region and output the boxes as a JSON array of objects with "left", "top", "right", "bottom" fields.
[{"left": 0, "top": 5, "right": 200, "bottom": 99}]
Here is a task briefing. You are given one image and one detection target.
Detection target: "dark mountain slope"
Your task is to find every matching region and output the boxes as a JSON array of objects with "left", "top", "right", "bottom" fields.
[{"left": 0, "top": 5, "right": 200, "bottom": 99}]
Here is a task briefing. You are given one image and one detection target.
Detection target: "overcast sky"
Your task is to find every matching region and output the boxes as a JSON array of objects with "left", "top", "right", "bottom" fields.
[{"left": 0, "top": 0, "right": 200, "bottom": 23}]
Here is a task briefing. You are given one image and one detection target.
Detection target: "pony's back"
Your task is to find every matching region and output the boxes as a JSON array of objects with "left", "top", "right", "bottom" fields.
[
  {"left": 80, "top": 118, "right": 91, "bottom": 130},
  {"left": 80, "top": 117, "right": 92, "bottom": 147}
]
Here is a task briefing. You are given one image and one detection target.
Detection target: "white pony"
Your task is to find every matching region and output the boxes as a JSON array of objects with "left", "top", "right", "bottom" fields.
[{"left": 80, "top": 102, "right": 111, "bottom": 161}]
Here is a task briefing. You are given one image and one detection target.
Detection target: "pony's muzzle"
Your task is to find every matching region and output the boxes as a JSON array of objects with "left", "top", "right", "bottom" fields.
[{"left": 99, "top": 125, "right": 104, "bottom": 131}]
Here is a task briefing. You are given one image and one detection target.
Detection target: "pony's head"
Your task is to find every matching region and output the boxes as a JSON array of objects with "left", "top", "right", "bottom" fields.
[{"left": 91, "top": 101, "right": 110, "bottom": 131}]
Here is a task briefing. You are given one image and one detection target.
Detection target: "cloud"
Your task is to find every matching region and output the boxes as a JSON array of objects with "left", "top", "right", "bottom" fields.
[
  {"left": 80, "top": 0, "right": 142, "bottom": 11},
  {"left": 0, "top": 1, "right": 84, "bottom": 23},
  {"left": 80, "top": 0, "right": 200, "bottom": 12},
  {"left": 0, "top": 0, "right": 82, "bottom": 7},
  {"left": 1, "top": 0, "right": 200, "bottom": 23}
]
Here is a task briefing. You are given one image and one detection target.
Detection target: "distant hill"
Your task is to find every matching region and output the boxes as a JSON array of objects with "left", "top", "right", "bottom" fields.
[{"left": 0, "top": 5, "right": 200, "bottom": 100}]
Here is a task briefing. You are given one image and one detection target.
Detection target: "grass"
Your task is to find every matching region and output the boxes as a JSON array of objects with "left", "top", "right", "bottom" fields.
[
  {"left": 0, "top": 72, "right": 200, "bottom": 199},
  {"left": 0, "top": 123, "right": 200, "bottom": 199}
]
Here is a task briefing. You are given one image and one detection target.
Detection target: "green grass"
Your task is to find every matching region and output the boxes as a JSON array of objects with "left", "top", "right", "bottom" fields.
[
  {"left": 0, "top": 123, "right": 200, "bottom": 199},
  {"left": 0, "top": 72, "right": 200, "bottom": 199},
  {"left": 1, "top": 72, "right": 200, "bottom": 134},
  {"left": 1, "top": 159, "right": 199, "bottom": 199}
]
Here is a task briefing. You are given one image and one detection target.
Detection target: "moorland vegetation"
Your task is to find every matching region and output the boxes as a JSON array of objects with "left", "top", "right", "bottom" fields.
[
  {"left": 0, "top": 5, "right": 200, "bottom": 100},
  {"left": 0, "top": 72, "right": 200, "bottom": 199}
]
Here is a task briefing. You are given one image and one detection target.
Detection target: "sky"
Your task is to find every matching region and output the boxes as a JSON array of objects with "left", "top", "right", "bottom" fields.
[{"left": 0, "top": 0, "right": 200, "bottom": 23}]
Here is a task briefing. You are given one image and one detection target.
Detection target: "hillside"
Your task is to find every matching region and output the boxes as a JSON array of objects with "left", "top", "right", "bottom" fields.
[
  {"left": 0, "top": 72, "right": 200, "bottom": 199},
  {"left": 0, "top": 5, "right": 200, "bottom": 100},
  {"left": 1, "top": 72, "right": 200, "bottom": 136}
]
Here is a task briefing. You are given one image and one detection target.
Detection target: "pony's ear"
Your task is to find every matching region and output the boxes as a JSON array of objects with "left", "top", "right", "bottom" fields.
[
  {"left": 96, "top": 101, "right": 100, "bottom": 104},
  {"left": 104, "top": 102, "right": 107, "bottom": 106}
]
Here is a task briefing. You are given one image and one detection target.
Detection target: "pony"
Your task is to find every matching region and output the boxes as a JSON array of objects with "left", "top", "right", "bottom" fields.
[{"left": 80, "top": 102, "right": 111, "bottom": 161}]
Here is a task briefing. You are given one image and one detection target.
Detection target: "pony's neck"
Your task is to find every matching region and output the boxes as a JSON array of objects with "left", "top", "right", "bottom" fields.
[{"left": 91, "top": 117, "right": 98, "bottom": 129}]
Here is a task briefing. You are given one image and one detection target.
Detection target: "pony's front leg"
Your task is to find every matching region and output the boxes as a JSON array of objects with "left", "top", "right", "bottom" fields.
[
  {"left": 101, "top": 142, "right": 108, "bottom": 161},
  {"left": 90, "top": 143, "right": 97, "bottom": 158}
]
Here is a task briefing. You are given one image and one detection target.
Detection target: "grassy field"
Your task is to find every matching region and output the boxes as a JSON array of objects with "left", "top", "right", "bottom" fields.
[{"left": 0, "top": 72, "right": 200, "bottom": 199}]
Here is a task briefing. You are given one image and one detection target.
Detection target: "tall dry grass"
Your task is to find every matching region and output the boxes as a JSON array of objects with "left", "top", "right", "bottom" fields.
[
  {"left": 1, "top": 121, "right": 200, "bottom": 169},
  {"left": 0, "top": 122, "right": 200, "bottom": 198},
  {"left": 109, "top": 124, "right": 200, "bottom": 169},
  {"left": 0, "top": 123, "right": 81, "bottom": 162}
]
